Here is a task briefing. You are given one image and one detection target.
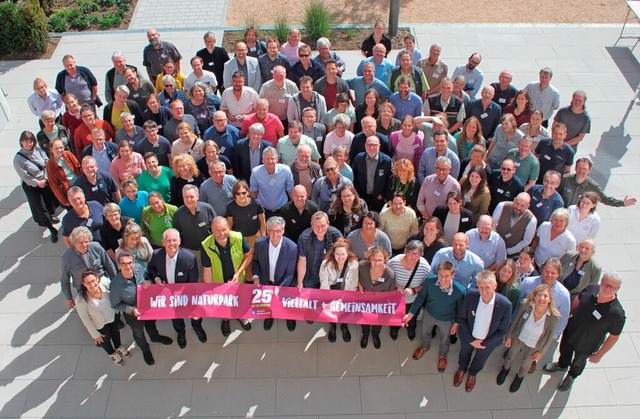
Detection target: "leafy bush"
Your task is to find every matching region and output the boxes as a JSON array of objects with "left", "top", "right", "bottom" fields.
[
  {"left": 48, "top": 9, "right": 71, "bottom": 32},
  {"left": 302, "top": 0, "right": 331, "bottom": 43},
  {"left": 68, "top": 9, "right": 90, "bottom": 30},
  {"left": 97, "top": 0, "right": 115, "bottom": 7},
  {"left": 78, "top": 0, "right": 99, "bottom": 14},
  {"left": 98, "top": 12, "right": 122, "bottom": 29},
  {"left": 0, "top": 0, "right": 48, "bottom": 54},
  {"left": 273, "top": 16, "right": 290, "bottom": 44}
]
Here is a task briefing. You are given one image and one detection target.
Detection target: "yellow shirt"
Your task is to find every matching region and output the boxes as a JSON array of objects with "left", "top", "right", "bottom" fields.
[{"left": 110, "top": 104, "right": 130, "bottom": 132}]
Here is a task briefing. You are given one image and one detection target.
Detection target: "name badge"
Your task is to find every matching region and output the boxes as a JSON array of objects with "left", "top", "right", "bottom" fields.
[
  {"left": 536, "top": 202, "right": 543, "bottom": 207},
  {"left": 153, "top": 142, "right": 159, "bottom": 147},
  {"left": 86, "top": 218, "right": 93, "bottom": 227},
  {"left": 505, "top": 233, "right": 512, "bottom": 238},
  {"left": 227, "top": 191, "right": 233, "bottom": 198},
  {"left": 316, "top": 136, "right": 323, "bottom": 142},
  {"left": 378, "top": 169, "right": 385, "bottom": 176},
  {"left": 480, "top": 113, "right": 488, "bottom": 119},
  {"left": 448, "top": 287, "right": 453, "bottom": 296},
  {"left": 92, "top": 185, "right": 99, "bottom": 191},
  {"left": 158, "top": 125, "right": 163, "bottom": 129},
  {"left": 498, "top": 98, "right": 506, "bottom": 103},
  {"left": 461, "top": 217, "right": 469, "bottom": 222},
  {"left": 522, "top": 312, "right": 529, "bottom": 319},
  {"left": 177, "top": 272, "right": 184, "bottom": 276},
  {"left": 433, "top": 190, "right": 440, "bottom": 196},
  {"left": 164, "top": 216, "right": 171, "bottom": 224},
  {"left": 578, "top": 269, "right": 585, "bottom": 276},
  {"left": 278, "top": 99, "right": 286, "bottom": 104},
  {"left": 219, "top": 146, "right": 226, "bottom": 153},
  {"left": 269, "top": 178, "right": 276, "bottom": 186},
  {"left": 514, "top": 162, "right": 520, "bottom": 167},
  {"left": 133, "top": 93, "right": 140, "bottom": 98},
  {"left": 208, "top": 62, "right": 214, "bottom": 67},
  {"left": 252, "top": 215, "right": 258, "bottom": 220},
  {"left": 377, "top": 277, "right": 385, "bottom": 283},
  {"left": 593, "top": 310, "right": 602, "bottom": 320},
  {"left": 337, "top": 276, "right": 344, "bottom": 283},
  {"left": 497, "top": 188, "right": 504, "bottom": 194},
  {"left": 188, "top": 178, "right": 194, "bottom": 182},
  {"left": 544, "top": 154, "right": 551, "bottom": 160},
  {"left": 198, "top": 221, "right": 207, "bottom": 227},
  {"left": 161, "top": 54, "right": 167, "bottom": 58},
  {"left": 432, "top": 73, "right": 440, "bottom": 79},
  {"left": 468, "top": 79, "right": 474, "bottom": 84}
]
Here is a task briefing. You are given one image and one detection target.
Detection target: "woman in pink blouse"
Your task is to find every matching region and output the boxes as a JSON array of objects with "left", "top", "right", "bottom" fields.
[{"left": 110, "top": 140, "right": 146, "bottom": 187}]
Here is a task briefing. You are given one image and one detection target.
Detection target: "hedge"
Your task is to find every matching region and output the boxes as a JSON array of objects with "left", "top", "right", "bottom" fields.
[{"left": 0, "top": 0, "right": 48, "bottom": 55}]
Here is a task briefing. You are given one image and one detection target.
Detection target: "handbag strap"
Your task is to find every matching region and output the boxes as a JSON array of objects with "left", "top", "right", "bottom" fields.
[
  {"left": 17, "top": 151, "right": 45, "bottom": 171},
  {"left": 404, "top": 261, "right": 420, "bottom": 289}
]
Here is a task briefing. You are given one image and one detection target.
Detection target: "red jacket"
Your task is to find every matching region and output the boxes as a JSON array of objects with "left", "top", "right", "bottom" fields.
[{"left": 46, "top": 151, "right": 82, "bottom": 206}]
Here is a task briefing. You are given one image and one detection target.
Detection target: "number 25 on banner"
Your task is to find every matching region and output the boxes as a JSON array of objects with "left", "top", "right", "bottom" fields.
[{"left": 252, "top": 288, "right": 273, "bottom": 304}]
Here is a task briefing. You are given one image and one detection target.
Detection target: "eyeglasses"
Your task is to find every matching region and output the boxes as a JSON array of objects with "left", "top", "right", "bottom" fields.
[
  {"left": 365, "top": 143, "right": 379, "bottom": 147},
  {"left": 299, "top": 54, "right": 310, "bottom": 57},
  {"left": 235, "top": 191, "right": 248, "bottom": 196},
  {"left": 325, "top": 167, "right": 337, "bottom": 172},
  {"left": 500, "top": 167, "right": 513, "bottom": 172},
  {"left": 164, "top": 84, "right": 174, "bottom": 87}
]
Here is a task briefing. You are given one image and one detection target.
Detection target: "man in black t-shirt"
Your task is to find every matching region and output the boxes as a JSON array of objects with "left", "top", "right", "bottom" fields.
[{"left": 544, "top": 273, "right": 626, "bottom": 391}]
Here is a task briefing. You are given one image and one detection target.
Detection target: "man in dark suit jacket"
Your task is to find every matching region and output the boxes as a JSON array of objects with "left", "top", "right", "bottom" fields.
[
  {"left": 454, "top": 270, "right": 512, "bottom": 392},
  {"left": 232, "top": 125, "right": 271, "bottom": 182},
  {"left": 251, "top": 216, "right": 298, "bottom": 331},
  {"left": 352, "top": 135, "right": 393, "bottom": 212},
  {"left": 146, "top": 228, "right": 207, "bottom": 348}
]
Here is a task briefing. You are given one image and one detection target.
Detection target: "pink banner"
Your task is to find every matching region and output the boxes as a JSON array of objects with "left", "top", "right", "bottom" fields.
[{"left": 137, "top": 283, "right": 405, "bottom": 326}]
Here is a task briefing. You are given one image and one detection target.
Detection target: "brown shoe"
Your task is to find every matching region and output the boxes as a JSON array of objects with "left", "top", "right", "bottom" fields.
[
  {"left": 412, "top": 346, "right": 428, "bottom": 360},
  {"left": 528, "top": 360, "right": 537, "bottom": 374},
  {"left": 437, "top": 356, "right": 447, "bottom": 373},
  {"left": 465, "top": 374, "right": 477, "bottom": 392},
  {"left": 453, "top": 370, "right": 465, "bottom": 387}
]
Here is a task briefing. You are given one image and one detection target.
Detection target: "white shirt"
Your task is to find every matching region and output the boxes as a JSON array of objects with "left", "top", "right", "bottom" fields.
[
  {"left": 268, "top": 239, "right": 282, "bottom": 283},
  {"left": 472, "top": 292, "right": 495, "bottom": 340},
  {"left": 165, "top": 253, "right": 178, "bottom": 284},
  {"left": 518, "top": 308, "right": 549, "bottom": 348},
  {"left": 567, "top": 205, "right": 600, "bottom": 243},
  {"left": 534, "top": 222, "right": 576, "bottom": 263}
]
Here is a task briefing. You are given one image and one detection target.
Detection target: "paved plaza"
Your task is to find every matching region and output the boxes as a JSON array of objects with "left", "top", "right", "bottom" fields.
[{"left": 0, "top": 17, "right": 639, "bottom": 418}]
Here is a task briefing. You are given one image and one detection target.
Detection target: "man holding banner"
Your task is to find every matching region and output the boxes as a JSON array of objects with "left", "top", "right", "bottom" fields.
[
  {"left": 146, "top": 228, "right": 207, "bottom": 348},
  {"left": 252, "top": 216, "right": 298, "bottom": 331},
  {"left": 201, "top": 216, "right": 253, "bottom": 337}
]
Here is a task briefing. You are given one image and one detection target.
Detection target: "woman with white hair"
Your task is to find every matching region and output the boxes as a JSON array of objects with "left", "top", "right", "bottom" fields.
[{"left": 532, "top": 208, "right": 576, "bottom": 265}]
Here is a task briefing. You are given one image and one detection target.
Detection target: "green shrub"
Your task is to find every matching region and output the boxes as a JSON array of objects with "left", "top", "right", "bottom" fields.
[
  {"left": 97, "top": 0, "right": 115, "bottom": 7},
  {"left": 98, "top": 12, "right": 122, "bottom": 29},
  {"left": 345, "top": 27, "right": 356, "bottom": 40},
  {"left": 302, "top": 0, "right": 331, "bottom": 43},
  {"left": 272, "top": 16, "right": 289, "bottom": 44},
  {"left": 48, "top": 9, "right": 70, "bottom": 32},
  {"left": 78, "top": 0, "right": 99, "bottom": 14},
  {"left": 21, "top": 0, "right": 48, "bottom": 52},
  {"left": 0, "top": 0, "right": 48, "bottom": 54},
  {"left": 68, "top": 9, "right": 90, "bottom": 30}
]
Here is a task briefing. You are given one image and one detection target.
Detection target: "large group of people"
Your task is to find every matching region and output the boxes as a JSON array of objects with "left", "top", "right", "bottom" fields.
[{"left": 16, "top": 22, "right": 628, "bottom": 394}]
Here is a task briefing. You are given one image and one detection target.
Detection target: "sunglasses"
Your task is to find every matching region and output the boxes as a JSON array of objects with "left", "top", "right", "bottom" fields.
[{"left": 325, "top": 167, "right": 338, "bottom": 172}]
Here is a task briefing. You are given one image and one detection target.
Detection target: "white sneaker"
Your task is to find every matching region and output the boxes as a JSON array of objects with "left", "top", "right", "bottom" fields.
[
  {"left": 117, "top": 346, "right": 131, "bottom": 358},
  {"left": 110, "top": 352, "right": 124, "bottom": 366}
]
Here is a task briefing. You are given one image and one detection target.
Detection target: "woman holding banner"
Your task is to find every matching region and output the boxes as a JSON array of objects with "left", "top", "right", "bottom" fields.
[
  {"left": 387, "top": 240, "right": 431, "bottom": 341},
  {"left": 358, "top": 246, "right": 395, "bottom": 349},
  {"left": 320, "top": 238, "right": 360, "bottom": 343}
]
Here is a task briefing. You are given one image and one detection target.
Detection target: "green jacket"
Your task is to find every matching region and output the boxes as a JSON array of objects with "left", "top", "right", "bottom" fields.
[{"left": 201, "top": 231, "right": 246, "bottom": 283}]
